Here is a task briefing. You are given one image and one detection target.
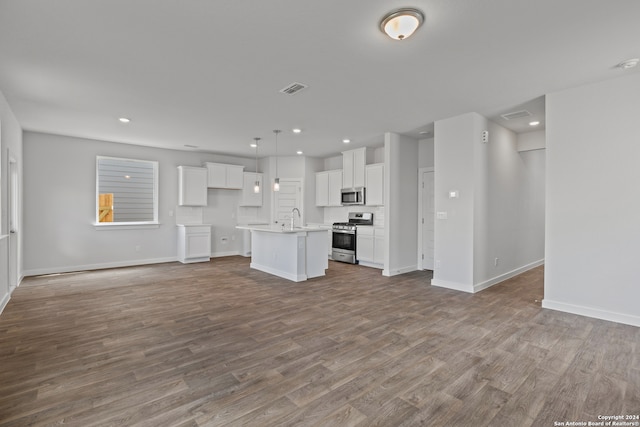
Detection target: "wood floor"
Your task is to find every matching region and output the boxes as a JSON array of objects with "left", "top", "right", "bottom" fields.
[{"left": 0, "top": 257, "right": 638, "bottom": 426}]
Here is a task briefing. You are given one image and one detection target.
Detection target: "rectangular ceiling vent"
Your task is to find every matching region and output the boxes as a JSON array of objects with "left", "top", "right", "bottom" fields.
[
  {"left": 500, "top": 110, "right": 532, "bottom": 120},
  {"left": 279, "top": 82, "right": 308, "bottom": 95}
]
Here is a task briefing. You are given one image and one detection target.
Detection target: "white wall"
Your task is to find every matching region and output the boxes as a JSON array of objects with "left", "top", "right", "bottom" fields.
[
  {"left": 432, "top": 112, "right": 545, "bottom": 293},
  {"left": 418, "top": 137, "right": 435, "bottom": 168},
  {"left": 0, "top": 89, "right": 23, "bottom": 313},
  {"left": 517, "top": 129, "right": 546, "bottom": 152},
  {"left": 543, "top": 72, "right": 640, "bottom": 326},
  {"left": 432, "top": 113, "right": 478, "bottom": 291},
  {"left": 383, "top": 132, "right": 419, "bottom": 276},
  {"left": 22, "top": 131, "right": 264, "bottom": 275}
]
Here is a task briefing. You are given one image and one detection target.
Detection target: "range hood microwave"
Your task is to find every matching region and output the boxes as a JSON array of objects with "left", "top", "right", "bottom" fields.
[{"left": 341, "top": 187, "right": 365, "bottom": 205}]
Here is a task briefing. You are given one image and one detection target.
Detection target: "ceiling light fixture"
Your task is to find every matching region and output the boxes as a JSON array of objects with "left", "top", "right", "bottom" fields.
[
  {"left": 343, "top": 139, "right": 350, "bottom": 144},
  {"left": 253, "top": 137, "right": 261, "bottom": 194},
  {"left": 529, "top": 121, "right": 540, "bottom": 126},
  {"left": 380, "top": 8, "right": 425, "bottom": 40},
  {"left": 617, "top": 58, "right": 639, "bottom": 69},
  {"left": 292, "top": 128, "right": 302, "bottom": 134},
  {"left": 118, "top": 117, "right": 130, "bottom": 123},
  {"left": 297, "top": 151, "right": 303, "bottom": 155},
  {"left": 273, "top": 130, "right": 281, "bottom": 192}
]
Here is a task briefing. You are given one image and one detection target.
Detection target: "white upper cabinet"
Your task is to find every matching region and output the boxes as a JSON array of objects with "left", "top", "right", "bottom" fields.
[
  {"left": 241, "top": 172, "right": 263, "bottom": 206},
  {"left": 316, "top": 169, "right": 343, "bottom": 207},
  {"left": 205, "top": 162, "right": 244, "bottom": 189},
  {"left": 365, "top": 163, "right": 384, "bottom": 206},
  {"left": 342, "top": 147, "right": 367, "bottom": 189},
  {"left": 178, "top": 166, "right": 208, "bottom": 206}
]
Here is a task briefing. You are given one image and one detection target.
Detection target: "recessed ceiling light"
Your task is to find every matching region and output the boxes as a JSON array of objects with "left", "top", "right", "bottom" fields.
[
  {"left": 529, "top": 121, "right": 540, "bottom": 126},
  {"left": 342, "top": 139, "right": 351, "bottom": 144},
  {"left": 296, "top": 151, "right": 303, "bottom": 155},
  {"left": 118, "top": 117, "right": 130, "bottom": 123},
  {"left": 617, "top": 58, "right": 639, "bottom": 69},
  {"left": 292, "top": 128, "right": 302, "bottom": 134},
  {"left": 250, "top": 143, "right": 257, "bottom": 148}
]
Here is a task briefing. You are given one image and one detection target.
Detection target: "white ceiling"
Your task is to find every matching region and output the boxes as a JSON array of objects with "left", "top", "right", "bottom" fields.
[{"left": 1, "top": 1, "right": 639, "bottom": 159}]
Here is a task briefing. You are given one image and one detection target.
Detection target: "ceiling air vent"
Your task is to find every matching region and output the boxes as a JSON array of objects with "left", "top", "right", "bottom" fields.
[
  {"left": 500, "top": 110, "right": 532, "bottom": 120},
  {"left": 279, "top": 82, "right": 308, "bottom": 95}
]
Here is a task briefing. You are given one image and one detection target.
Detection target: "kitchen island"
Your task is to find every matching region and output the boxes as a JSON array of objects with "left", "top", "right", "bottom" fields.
[{"left": 235, "top": 225, "right": 328, "bottom": 282}]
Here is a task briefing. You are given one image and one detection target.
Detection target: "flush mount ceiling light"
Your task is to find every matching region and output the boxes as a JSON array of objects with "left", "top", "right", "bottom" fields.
[
  {"left": 380, "top": 8, "right": 425, "bottom": 40},
  {"left": 617, "top": 58, "right": 639, "bottom": 69},
  {"left": 342, "top": 139, "right": 351, "bottom": 144},
  {"left": 118, "top": 117, "right": 130, "bottom": 123},
  {"left": 529, "top": 121, "right": 540, "bottom": 126},
  {"left": 292, "top": 128, "right": 302, "bottom": 134}
]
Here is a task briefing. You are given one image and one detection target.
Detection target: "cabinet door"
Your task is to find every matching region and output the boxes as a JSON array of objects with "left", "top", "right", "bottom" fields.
[
  {"left": 185, "top": 232, "right": 211, "bottom": 258},
  {"left": 226, "top": 165, "right": 244, "bottom": 189},
  {"left": 353, "top": 148, "right": 366, "bottom": 188},
  {"left": 178, "top": 166, "right": 208, "bottom": 206},
  {"left": 328, "top": 170, "right": 343, "bottom": 206},
  {"left": 357, "top": 234, "right": 374, "bottom": 262},
  {"left": 374, "top": 228, "right": 385, "bottom": 265},
  {"left": 365, "top": 164, "right": 384, "bottom": 206},
  {"left": 206, "top": 163, "right": 226, "bottom": 188},
  {"left": 241, "top": 172, "right": 263, "bottom": 206},
  {"left": 342, "top": 150, "right": 354, "bottom": 188},
  {"left": 315, "top": 172, "right": 329, "bottom": 206}
]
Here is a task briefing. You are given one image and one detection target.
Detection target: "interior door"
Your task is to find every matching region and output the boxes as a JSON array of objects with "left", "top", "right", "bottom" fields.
[
  {"left": 422, "top": 170, "right": 435, "bottom": 270},
  {"left": 273, "top": 179, "right": 302, "bottom": 226},
  {"left": 8, "top": 152, "right": 19, "bottom": 291}
]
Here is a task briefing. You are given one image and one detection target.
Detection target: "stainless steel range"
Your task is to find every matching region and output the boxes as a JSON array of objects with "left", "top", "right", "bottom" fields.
[{"left": 332, "top": 212, "right": 373, "bottom": 264}]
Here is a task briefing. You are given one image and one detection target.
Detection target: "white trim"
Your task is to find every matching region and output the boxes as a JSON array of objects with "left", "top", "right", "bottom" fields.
[
  {"left": 358, "top": 260, "right": 383, "bottom": 270},
  {"left": 211, "top": 250, "right": 241, "bottom": 258},
  {"left": 542, "top": 299, "right": 640, "bottom": 328},
  {"left": 250, "top": 262, "right": 307, "bottom": 282},
  {"left": 431, "top": 278, "right": 475, "bottom": 293},
  {"left": 473, "top": 259, "right": 545, "bottom": 292},
  {"left": 0, "top": 293, "right": 9, "bottom": 315},
  {"left": 382, "top": 264, "right": 417, "bottom": 277},
  {"left": 23, "top": 256, "right": 177, "bottom": 277},
  {"left": 93, "top": 222, "right": 160, "bottom": 230},
  {"left": 417, "top": 167, "right": 435, "bottom": 270}
]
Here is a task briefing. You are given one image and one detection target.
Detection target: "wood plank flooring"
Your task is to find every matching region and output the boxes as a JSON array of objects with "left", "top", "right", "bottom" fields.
[{"left": 0, "top": 257, "right": 638, "bottom": 426}]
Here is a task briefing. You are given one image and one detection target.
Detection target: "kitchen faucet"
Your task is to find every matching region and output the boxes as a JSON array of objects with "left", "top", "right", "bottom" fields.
[{"left": 291, "top": 208, "right": 301, "bottom": 229}]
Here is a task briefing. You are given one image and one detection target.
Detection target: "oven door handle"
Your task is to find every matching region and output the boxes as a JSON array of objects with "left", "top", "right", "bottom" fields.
[{"left": 332, "top": 229, "right": 355, "bottom": 234}]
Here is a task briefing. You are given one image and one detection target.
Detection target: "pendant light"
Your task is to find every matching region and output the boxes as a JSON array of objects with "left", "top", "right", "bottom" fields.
[
  {"left": 253, "top": 137, "right": 261, "bottom": 193},
  {"left": 273, "top": 129, "right": 281, "bottom": 192}
]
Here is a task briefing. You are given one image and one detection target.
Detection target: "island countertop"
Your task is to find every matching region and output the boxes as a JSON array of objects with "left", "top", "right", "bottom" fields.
[{"left": 235, "top": 224, "right": 327, "bottom": 234}]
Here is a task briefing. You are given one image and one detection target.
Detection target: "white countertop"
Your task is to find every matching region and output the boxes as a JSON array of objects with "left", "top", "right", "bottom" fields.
[{"left": 236, "top": 224, "right": 328, "bottom": 234}]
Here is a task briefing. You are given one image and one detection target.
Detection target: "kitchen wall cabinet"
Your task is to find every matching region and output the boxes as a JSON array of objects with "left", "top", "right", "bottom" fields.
[
  {"left": 205, "top": 162, "right": 244, "bottom": 189},
  {"left": 356, "top": 226, "right": 384, "bottom": 268},
  {"left": 178, "top": 166, "right": 208, "bottom": 206},
  {"left": 342, "top": 147, "right": 367, "bottom": 189},
  {"left": 315, "top": 169, "right": 342, "bottom": 206},
  {"left": 240, "top": 172, "right": 263, "bottom": 206},
  {"left": 365, "top": 163, "right": 384, "bottom": 206},
  {"left": 177, "top": 225, "right": 211, "bottom": 263}
]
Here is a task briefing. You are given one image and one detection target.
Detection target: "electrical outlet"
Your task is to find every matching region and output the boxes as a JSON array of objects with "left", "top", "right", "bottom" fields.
[{"left": 221, "top": 236, "right": 229, "bottom": 244}]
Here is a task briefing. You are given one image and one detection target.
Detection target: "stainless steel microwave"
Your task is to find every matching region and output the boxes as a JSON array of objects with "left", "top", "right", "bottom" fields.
[{"left": 341, "top": 187, "right": 366, "bottom": 205}]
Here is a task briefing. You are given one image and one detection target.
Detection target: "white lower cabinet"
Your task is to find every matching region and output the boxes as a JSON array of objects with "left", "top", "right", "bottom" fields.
[
  {"left": 177, "top": 225, "right": 211, "bottom": 263},
  {"left": 356, "top": 226, "right": 384, "bottom": 268}
]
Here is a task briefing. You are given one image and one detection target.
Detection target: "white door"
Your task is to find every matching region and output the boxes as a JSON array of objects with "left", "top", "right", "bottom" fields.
[
  {"left": 273, "top": 179, "right": 302, "bottom": 226},
  {"left": 8, "top": 152, "right": 19, "bottom": 291},
  {"left": 421, "top": 171, "right": 435, "bottom": 270}
]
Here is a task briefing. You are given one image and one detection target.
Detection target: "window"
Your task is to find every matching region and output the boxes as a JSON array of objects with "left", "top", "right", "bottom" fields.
[{"left": 96, "top": 156, "right": 158, "bottom": 226}]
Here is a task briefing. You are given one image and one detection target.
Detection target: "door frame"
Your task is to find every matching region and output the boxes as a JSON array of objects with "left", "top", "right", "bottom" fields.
[
  {"left": 417, "top": 167, "right": 434, "bottom": 270},
  {"left": 271, "top": 178, "right": 304, "bottom": 225}
]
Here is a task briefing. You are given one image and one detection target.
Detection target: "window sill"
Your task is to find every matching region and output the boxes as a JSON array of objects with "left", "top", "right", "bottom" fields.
[{"left": 93, "top": 222, "right": 160, "bottom": 231}]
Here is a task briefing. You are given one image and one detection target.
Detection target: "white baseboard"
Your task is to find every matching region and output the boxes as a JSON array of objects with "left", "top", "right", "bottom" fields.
[
  {"left": 431, "top": 278, "right": 475, "bottom": 293},
  {"left": 358, "top": 260, "right": 383, "bottom": 270},
  {"left": 542, "top": 299, "right": 640, "bottom": 328},
  {"left": 250, "top": 262, "right": 306, "bottom": 282},
  {"left": 23, "top": 256, "right": 178, "bottom": 277},
  {"left": 0, "top": 293, "right": 10, "bottom": 315},
  {"left": 473, "top": 259, "right": 545, "bottom": 293},
  {"left": 382, "top": 264, "right": 417, "bottom": 277},
  {"left": 211, "top": 250, "right": 241, "bottom": 258}
]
